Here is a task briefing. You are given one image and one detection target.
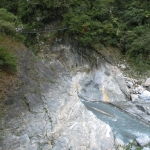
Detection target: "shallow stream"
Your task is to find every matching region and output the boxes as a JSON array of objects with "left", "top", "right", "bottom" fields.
[{"left": 82, "top": 100, "right": 150, "bottom": 143}]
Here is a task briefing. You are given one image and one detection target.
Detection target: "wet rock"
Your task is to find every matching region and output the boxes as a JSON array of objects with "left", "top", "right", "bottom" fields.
[
  {"left": 140, "top": 90, "right": 150, "bottom": 100},
  {"left": 136, "top": 105, "right": 146, "bottom": 112},
  {"left": 144, "top": 78, "right": 150, "bottom": 87},
  {"left": 145, "top": 106, "right": 150, "bottom": 115},
  {"left": 136, "top": 135, "right": 150, "bottom": 147}
]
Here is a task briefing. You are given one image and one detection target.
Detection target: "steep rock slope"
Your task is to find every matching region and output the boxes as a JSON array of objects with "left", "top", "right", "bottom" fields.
[{"left": 0, "top": 40, "right": 118, "bottom": 150}]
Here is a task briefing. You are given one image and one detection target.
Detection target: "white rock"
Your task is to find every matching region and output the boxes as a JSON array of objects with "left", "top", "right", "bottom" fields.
[
  {"left": 144, "top": 78, "right": 150, "bottom": 87},
  {"left": 129, "top": 88, "right": 135, "bottom": 94},
  {"left": 120, "top": 64, "right": 126, "bottom": 70},
  {"left": 139, "top": 90, "right": 144, "bottom": 94},
  {"left": 140, "top": 90, "right": 150, "bottom": 100},
  {"left": 115, "top": 138, "right": 125, "bottom": 150},
  {"left": 137, "top": 86, "right": 144, "bottom": 91},
  {"left": 136, "top": 135, "right": 150, "bottom": 147},
  {"left": 127, "top": 81, "right": 133, "bottom": 88},
  {"left": 115, "top": 138, "right": 124, "bottom": 146},
  {"left": 142, "top": 147, "right": 150, "bottom": 150},
  {"left": 134, "top": 79, "right": 138, "bottom": 83},
  {"left": 131, "top": 94, "right": 139, "bottom": 102}
]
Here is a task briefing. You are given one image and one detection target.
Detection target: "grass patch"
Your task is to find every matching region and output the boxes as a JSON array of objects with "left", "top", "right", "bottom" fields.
[
  {"left": 51, "top": 66, "right": 56, "bottom": 72},
  {"left": 116, "top": 140, "right": 148, "bottom": 150},
  {"left": 43, "top": 78, "right": 55, "bottom": 83},
  {"left": 49, "top": 80, "right": 55, "bottom": 83}
]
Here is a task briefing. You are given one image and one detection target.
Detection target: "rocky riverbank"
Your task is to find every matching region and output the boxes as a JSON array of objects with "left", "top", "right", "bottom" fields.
[{"left": 113, "top": 64, "right": 150, "bottom": 125}]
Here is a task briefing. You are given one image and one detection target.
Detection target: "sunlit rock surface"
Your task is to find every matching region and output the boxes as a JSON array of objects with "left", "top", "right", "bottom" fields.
[
  {"left": 1, "top": 39, "right": 150, "bottom": 150},
  {"left": 0, "top": 42, "right": 115, "bottom": 150}
]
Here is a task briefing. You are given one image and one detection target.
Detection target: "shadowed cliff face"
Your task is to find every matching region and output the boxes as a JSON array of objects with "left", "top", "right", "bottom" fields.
[{"left": 0, "top": 41, "right": 115, "bottom": 150}]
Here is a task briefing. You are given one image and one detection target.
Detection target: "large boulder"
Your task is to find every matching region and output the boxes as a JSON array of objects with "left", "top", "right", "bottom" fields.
[
  {"left": 136, "top": 135, "right": 150, "bottom": 147},
  {"left": 139, "top": 90, "right": 150, "bottom": 100},
  {"left": 115, "top": 138, "right": 125, "bottom": 150},
  {"left": 127, "top": 81, "right": 133, "bottom": 88},
  {"left": 144, "top": 78, "right": 150, "bottom": 87}
]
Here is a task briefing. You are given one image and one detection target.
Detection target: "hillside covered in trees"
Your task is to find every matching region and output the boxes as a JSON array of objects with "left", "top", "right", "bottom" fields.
[{"left": 1, "top": 0, "right": 150, "bottom": 73}]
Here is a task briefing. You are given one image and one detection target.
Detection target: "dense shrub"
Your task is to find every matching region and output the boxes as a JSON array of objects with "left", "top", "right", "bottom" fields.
[
  {"left": 0, "top": 8, "right": 26, "bottom": 43},
  {"left": 0, "top": 46, "right": 17, "bottom": 73},
  {"left": 0, "top": 8, "right": 17, "bottom": 36}
]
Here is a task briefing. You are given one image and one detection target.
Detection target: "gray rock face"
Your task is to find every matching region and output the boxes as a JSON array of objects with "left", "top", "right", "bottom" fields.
[
  {"left": 1, "top": 45, "right": 115, "bottom": 150},
  {"left": 136, "top": 135, "right": 150, "bottom": 147},
  {"left": 78, "top": 66, "right": 129, "bottom": 102},
  {"left": 19, "top": 134, "right": 30, "bottom": 145},
  {"left": 1, "top": 39, "right": 150, "bottom": 150}
]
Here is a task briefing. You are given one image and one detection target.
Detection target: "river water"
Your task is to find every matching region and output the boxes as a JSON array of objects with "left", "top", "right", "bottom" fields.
[{"left": 82, "top": 100, "right": 150, "bottom": 143}]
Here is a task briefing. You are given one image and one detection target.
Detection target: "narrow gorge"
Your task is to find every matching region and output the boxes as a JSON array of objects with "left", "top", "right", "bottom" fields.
[{"left": 1, "top": 39, "right": 150, "bottom": 150}]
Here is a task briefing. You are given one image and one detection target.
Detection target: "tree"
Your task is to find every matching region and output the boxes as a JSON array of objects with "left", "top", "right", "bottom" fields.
[{"left": 0, "top": 8, "right": 17, "bottom": 35}]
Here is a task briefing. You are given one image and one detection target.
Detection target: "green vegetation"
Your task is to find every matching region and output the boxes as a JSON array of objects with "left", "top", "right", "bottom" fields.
[
  {"left": 0, "top": 46, "right": 17, "bottom": 73},
  {"left": 116, "top": 140, "right": 144, "bottom": 150},
  {"left": 0, "top": 8, "right": 24, "bottom": 74},
  {"left": 0, "top": 8, "right": 25, "bottom": 42},
  {"left": 1, "top": 0, "right": 150, "bottom": 73},
  {"left": 0, "top": 8, "right": 16, "bottom": 36}
]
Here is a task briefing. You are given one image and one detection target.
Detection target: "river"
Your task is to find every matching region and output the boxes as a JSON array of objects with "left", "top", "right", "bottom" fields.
[{"left": 82, "top": 100, "right": 150, "bottom": 143}]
